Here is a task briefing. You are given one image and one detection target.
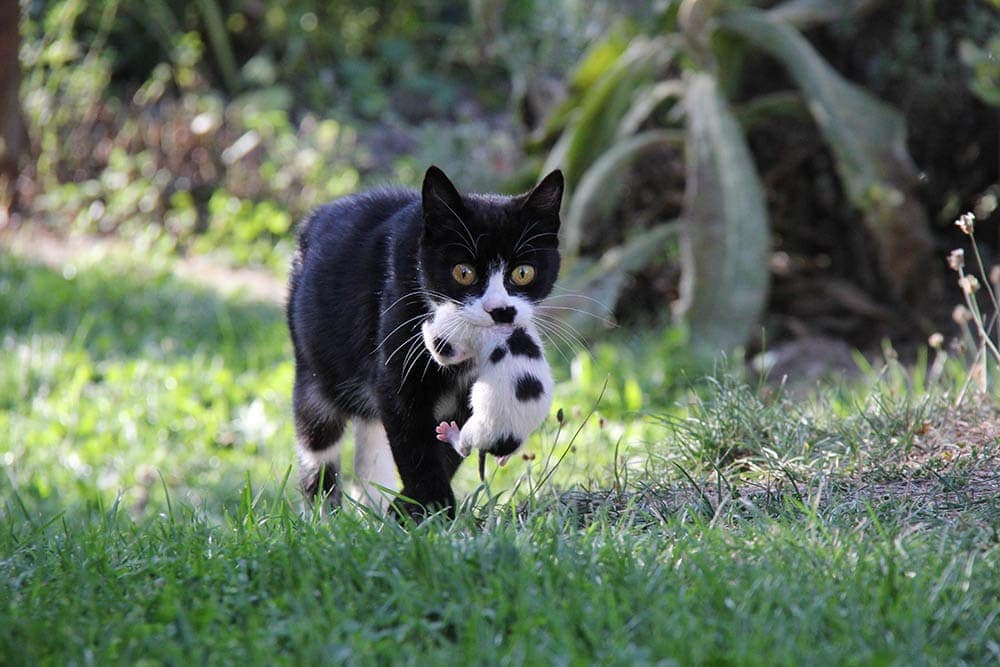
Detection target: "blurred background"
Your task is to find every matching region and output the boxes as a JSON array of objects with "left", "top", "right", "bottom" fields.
[
  {"left": 2, "top": 0, "right": 998, "bottom": 357},
  {"left": 0, "top": 0, "right": 998, "bottom": 512}
]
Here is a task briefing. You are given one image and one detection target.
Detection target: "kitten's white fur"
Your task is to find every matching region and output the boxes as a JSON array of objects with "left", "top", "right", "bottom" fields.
[{"left": 421, "top": 274, "right": 553, "bottom": 460}]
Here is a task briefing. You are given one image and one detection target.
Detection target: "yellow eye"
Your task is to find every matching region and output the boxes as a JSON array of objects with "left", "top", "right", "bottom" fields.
[
  {"left": 510, "top": 264, "right": 535, "bottom": 286},
  {"left": 452, "top": 263, "right": 477, "bottom": 285}
]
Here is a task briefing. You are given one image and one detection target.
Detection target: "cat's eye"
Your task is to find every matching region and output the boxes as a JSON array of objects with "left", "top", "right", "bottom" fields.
[
  {"left": 452, "top": 263, "right": 477, "bottom": 285},
  {"left": 510, "top": 264, "right": 535, "bottom": 286}
]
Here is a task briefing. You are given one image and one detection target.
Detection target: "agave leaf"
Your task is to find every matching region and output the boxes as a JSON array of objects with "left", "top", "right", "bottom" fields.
[
  {"left": 718, "top": 9, "right": 934, "bottom": 298},
  {"left": 718, "top": 9, "right": 917, "bottom": 207},
  {"left": 527, "top": 34, "right": 631, "bottom": 150},
  {"left": 734, "top": 91, "right": 808, "bottom": 132},
  {"left": 766, "top": 0, "right": 884, "bottom": 30},
  {"left": 568, "top": 31, "right": 631, "bottom": 91},
  {"left": 617, "top": 79, "right": 687, "bottom": 138},
  {"left": 676, "top": 73, "right": 770, "bottom": 357},
  {"left": 562, "top": 129, "right": 684, "bottom": 259},
  {"left": 558, "top": 37, "right": 678, "bottom": 189},
  {"left": 557, "top": 222, "right": 679, "bottom": 337}
]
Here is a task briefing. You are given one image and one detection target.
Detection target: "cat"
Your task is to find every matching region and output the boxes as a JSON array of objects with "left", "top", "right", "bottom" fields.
[
  {"left": 286, "top": 165, "right": 563, "bottom": 519},
  {"left": 425, "top": 317, "right": 554, "bottom": 464}
]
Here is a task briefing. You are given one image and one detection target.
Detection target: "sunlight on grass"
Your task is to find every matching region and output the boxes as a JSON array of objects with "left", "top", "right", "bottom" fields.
[{"left": 2, "top": 249, "right": 998, "bottom": 664}]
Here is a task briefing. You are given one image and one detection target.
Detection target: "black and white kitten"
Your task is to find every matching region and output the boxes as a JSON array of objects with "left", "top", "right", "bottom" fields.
[{"left": 286, "top": 166, "right": 563, "bottom": 518}]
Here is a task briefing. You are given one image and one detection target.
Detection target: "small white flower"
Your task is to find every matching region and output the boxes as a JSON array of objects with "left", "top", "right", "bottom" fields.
[
  {"left": 959, "top": 275, "right": 980, "bottom": 295},
  {"left": 955, "top": 212, "right": 976, "bottom": 235},
  {"left": 947, "top": 248, "right": 965, "bottom": 271}
]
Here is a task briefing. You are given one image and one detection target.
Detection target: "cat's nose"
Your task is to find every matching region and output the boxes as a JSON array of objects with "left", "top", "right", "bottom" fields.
[{"left": 488, "top": 306, "right": 516, "bottom": 324}]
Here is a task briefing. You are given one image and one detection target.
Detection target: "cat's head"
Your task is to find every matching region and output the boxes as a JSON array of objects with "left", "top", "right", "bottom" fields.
[{"left": 418, "top": 165, "right": 563, "bottom": 355}]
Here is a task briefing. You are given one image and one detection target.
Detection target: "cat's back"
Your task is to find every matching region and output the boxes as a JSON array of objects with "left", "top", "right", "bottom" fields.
[
  {"left": 295, "top": 186, "right": 419, "bottom": 265},
  {"left": 287, "top": 186, "right": 421, "bottom": 385}
]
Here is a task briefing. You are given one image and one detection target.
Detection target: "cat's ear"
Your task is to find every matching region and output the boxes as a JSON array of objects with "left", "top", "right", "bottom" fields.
[
  {"left": 422, "top": 166, "right": 465, "bottom": 232},
  {"left": 521, "top": 169, "right": 564, "bottom": 221}
]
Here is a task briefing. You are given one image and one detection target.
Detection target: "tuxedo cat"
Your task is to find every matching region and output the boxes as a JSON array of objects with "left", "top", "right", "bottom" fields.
[{"left": 286, "top": 166, "right": 563, "bottom": 518}]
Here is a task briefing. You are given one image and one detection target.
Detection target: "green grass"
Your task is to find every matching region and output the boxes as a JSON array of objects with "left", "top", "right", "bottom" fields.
[{"left": 2, "top": 247, "right": 998, "bottom": 664}]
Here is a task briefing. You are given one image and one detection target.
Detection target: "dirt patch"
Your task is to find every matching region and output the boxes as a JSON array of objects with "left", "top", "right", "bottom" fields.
[
  {"left": 1, "top": 225, "right": 286, "bottom": 305},
  {"left": 545, "top": 404, "right": 1000, "bottom": 528}
]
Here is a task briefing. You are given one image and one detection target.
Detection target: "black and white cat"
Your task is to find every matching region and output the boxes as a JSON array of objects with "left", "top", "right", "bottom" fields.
[
  {"left": 286, "top": 166, "right": 563, "bottom": 518},
  {"left": 424, "top": 316, "right": 554, "bottom": 464}
]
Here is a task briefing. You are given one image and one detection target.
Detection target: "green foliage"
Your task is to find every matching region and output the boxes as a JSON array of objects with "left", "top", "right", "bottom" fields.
[
  {"left": 678, "top": 72, "right": 769, "bottom": 357},
  {"left": 538, "top": 0, "right": 946, "bottom": 354},
  {"left": 3, "top": 497, "right": 997, "bottom": 664},
  {"left": 0, "top": 252, "right": 292, "bottom": 517},
  {"left": 2, "top": 245, "right": 998, "bottom": 664},
  {"left": 20, "top": 1, "right": 365, "bottom": 273},
  {"left": 961, "top": 36, "right": 1000, "bottom": 107}
]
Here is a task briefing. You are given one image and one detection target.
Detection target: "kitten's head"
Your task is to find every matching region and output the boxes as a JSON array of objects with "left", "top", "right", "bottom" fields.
[{"left": 418, "top": 165, "right": 563, "bottom": 355}]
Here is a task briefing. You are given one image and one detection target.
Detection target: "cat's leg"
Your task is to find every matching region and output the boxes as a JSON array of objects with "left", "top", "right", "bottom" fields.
[
  {"left": 381, "top": 404, "right": 458, "bottom": 520},
  {"left": 293, "top": 371, "right": 347, "bottom": 512},
  {"left": 351, "top": 418, "right": 399, "bottom": 514}
]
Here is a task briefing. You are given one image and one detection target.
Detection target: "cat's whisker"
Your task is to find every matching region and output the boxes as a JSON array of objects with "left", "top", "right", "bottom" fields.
[
  {"left": 417, "top": 289, "right": 462, "bottom": 306},
  {"left": 399, "top": 334, "right": 428, "bottom": 387},
  {"left": 533, "top": 321, "right": 575, "bottom": 367},
  {"left": 538, "top": 304, "right": 618, "bottom": 328},
  {"left": 516, "top": 231, "right": 559, "bottom": 251},
  {"left": 534, "top": 313, "right": 589, "bottom": 352},
  {"left": 513, "top": 219, "right": 541, "bottom": 256},
  {"left": 373, "top": 312, "right": 429, "bottom": 352},
  {"left": 547, "top": 287, "right": 615, "bottom": 313},
  {"left": 401, "top": 337, "right": 432, "bottom": 389},
  {"left": 537, "top": 316, "right": 590, "bottom": 353},
  {"left": 378, "top": 289, "right": 425, "bottom": 317},
  {"left": 419, "top": 354, "right": 436, "bottom": 383},
  {"left": 434, "top": 192, "right": 479, "bottom": 255},
  {"left": 534, "top": 315, "right": 582, "bottom": 352},
  {"left": 384, "top": 330, "right": 425, "bottom": 366},
  {"left": 443, "top": 241, "right": 477, "bottom": 255}
]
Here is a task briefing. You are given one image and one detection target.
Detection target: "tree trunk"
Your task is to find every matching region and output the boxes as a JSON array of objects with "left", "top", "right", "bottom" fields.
[{"left": 0, "top": 0, "right": 27, "bottom": 222}]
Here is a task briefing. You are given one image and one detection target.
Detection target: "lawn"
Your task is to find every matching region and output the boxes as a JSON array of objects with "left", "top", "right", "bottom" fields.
[{"left": 1, "top": 243, "right": 998, "bottom": 665}]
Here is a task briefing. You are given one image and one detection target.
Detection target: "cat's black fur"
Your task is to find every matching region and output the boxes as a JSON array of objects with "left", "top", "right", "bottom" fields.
[{"left": 286, "top": 166, "right": 563, "bottom": 518}]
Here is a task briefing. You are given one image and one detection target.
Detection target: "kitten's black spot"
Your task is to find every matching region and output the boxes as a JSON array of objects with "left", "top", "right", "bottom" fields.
[
  {"left": 433, "top": 337, "right": 454, "bottom": 358},
  {"left": 489, "top": 306, "right": 517, "bottom": 324},
  {"left": 490, "top": 434, "right": 521, "bottom": 457},
  {"left": 515, "top": 374, "right": 544, "bottom": 402},
  {"left": 507, "top": 328, "right": 541, "bottom": 359},
  {"left": 489, "top": 346, "right": 508, "bottom": 364}
]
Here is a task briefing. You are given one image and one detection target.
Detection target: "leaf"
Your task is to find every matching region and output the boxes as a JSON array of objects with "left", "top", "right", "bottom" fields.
[
  {"left": 718, "top": 8, "right": 934, "bottom": 299},
  {"left": 562, "top": 129, "right": 684, "bottom": 259},
  {"left": 557, "top": 222, "right": 679, "bottom": 337},
  {"left": 527, "top": 33, "right": 631, "bottom": 149},
  {"left": 766, "top": 0, "right": 885, "bottom": 30},
  {"left": 616, "top": 79, "right": 686, "bottom": 138},
  {"left": 557, "top": 37, "right": 678, "bottom": 189},
  {"left": 718, "top": 9, "right": 917, "bottom": 207},
  {"left": 676, "top": 73, "right": 770, "bottom": 357},
  {"left": 568, "top": 31, "right": 631, "bottom": 91}
]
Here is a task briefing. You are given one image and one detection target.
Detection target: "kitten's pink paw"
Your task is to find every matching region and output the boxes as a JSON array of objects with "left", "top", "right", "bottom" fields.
[{"left": 435, "top": 420, "right": 460, "bottom": 444}]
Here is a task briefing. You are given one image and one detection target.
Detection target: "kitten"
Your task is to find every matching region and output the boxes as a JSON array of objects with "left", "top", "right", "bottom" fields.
[
  {"left": 424, "top": 317, "right": 553, "bottom": 464},
  {"left": 286, "top": 166, "right": 563, "bottom": 519}
]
